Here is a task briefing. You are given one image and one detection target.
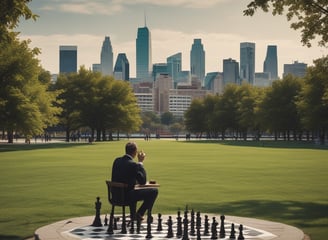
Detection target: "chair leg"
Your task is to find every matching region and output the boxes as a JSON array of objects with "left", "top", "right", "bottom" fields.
[
  {"left": 121, "top": 206, "right": 127, "bottom": 234},
  {"left": 107, "top": 205, "right": 115, "bottom": 234}
]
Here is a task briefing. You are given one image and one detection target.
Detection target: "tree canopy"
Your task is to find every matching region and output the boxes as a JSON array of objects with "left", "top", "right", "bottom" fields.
[{"left": 244, "top": 0, "right": 328, "bottom": 47}]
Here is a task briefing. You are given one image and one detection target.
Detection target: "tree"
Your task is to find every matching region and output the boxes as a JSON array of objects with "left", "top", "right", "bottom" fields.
[
  {"left": 297, "top": 55, "right": 328, "bottom": 144},
  {"left": 258, "top": 75, "right": 303, "bottom": 140},
  {"left": 184, "top": 99, "right": 208, "bottom": 137},
  {"left": 0, "top": 39, "right": 61, "bottom": 143},
  {"left": 161, "top": 112, "right": 174, "bottom": 126},
  {"left": 244, "top": 0, "right": 328, "bottom": 47},
  {"left": 0, "top": 0, "right": 37, "bottom": 42},
  {"left": 55, "top": 67, "right": 142, "bottom": 141}
]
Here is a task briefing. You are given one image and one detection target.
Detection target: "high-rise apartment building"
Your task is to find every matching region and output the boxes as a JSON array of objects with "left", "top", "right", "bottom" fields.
[
  {"left": 223, "top": 58, "right": 240, "bottom": 85},
  {"left": 136, "top": 26, "right": 152, "bottom": 80},
  {"left": 283, "top": 61, "right": 307, "bottom": 78},
  {"left": 263, "top": 45, "right": 278, "bottom": 80},
  {"left": 190, "top": 39, "right": 205, "bottom": 82},
  {"left": 240, "top": 42, "right": 255, "bottom": 85},
  {"left": 59, "top": 46, "right": 77, "bottom": 74},
  {"left": 101, "top": 36, "right": 113, "bottom": 76},
  {"left": 113, "top": 53, "right": 129, "bottom": 80},
  {"left": 167, "top": 53, "right": 182, "bottom": 84}
]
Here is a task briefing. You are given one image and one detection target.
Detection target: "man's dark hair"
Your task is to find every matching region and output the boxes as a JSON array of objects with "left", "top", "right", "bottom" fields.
[{"left": 125, "top": 142, "right": 137, "bottom": 155}]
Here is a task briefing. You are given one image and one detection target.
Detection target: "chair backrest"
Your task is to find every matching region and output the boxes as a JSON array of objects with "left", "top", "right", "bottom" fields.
[{"left": 106, "top": 180, "right": 129, "bottom": 206}]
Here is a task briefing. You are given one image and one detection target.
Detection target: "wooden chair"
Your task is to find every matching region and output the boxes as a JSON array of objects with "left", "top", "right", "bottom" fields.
[{"left": 105, "top": 180, "right": 131, "bottom": 234}]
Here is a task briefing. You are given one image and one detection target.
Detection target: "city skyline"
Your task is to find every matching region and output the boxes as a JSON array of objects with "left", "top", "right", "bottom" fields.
[{"left": 18, "top": 1, "right": 326, "bottom": 78}]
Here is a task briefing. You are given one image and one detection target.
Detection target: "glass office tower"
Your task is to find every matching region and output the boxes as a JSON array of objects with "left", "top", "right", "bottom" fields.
[
  {"left": 190, "top": 39, "right": 205, "bottom": 82},
  {"left": 223, "top": 58, "right": 240, "bottom": 85},
  {"left": 101, "top": 36, "right": 113, "bottom": 76},
  {"left": 167, "top": 52, "right": 182, "bottom": 84},
  {"left": 263, "top": 45, "right": 278, "bottom": 80},
  {"left": 240, "top": 42, "right": 255, "bottom": 85},
  {"left": 136, "top": 26, "right": 152, "bottom": 80},
  {"left": 114, "top": 53, "right": 129, "bottom": 81},
  {"left": 59, "top": 46, "right": 77, "bottom": 74}
]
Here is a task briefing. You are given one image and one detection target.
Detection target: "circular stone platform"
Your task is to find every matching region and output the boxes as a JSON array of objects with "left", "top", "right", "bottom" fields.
[{"left": 33, "top": 214, "right": 304, "bottom": 240}]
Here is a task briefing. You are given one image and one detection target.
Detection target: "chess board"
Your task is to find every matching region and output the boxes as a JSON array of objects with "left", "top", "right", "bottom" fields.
[{"left": 63, "top": 213, "right": 277, "bottom": 239}]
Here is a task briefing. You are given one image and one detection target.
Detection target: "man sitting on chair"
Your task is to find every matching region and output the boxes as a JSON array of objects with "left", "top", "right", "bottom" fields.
[{"left": 111, "top": 142, "right": 158, "bottom": 221}]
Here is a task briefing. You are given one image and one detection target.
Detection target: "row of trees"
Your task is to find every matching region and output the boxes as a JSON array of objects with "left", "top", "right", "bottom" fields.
[
  {"left": 184, "top": 56, "right": 328, "bottom": 144},
  {"left": 55, "top": 68, "right": 141, "bottom": 142}
]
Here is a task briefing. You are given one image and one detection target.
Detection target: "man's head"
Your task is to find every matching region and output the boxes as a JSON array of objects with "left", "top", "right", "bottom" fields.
[{"left": 125, "top": 142, "right": 137, "bottom": 157}]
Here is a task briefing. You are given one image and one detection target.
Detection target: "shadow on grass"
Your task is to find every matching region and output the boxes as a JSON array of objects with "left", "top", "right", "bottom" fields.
[
  {"left": 0, "top": 142, "right": 93, "bottom": 153},
  {"left": 190, "top": 200, "right": 328, "bottom": 228},
  {"left": 0, "top": 236, "right": 23, "bottom": 240},
  {"left": 182, "top": 140, "right": 328, "bottom": 150}
]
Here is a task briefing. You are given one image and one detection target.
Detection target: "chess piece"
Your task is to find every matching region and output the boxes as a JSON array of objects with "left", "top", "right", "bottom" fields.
[
  {"left": 157, "top": 213, "right": 163, "bottom": 231},
  {"left": 229, "top": 223, "right": 236, "bottom": 239},
  {"left": 203, "top": 215, "right": 210, "bottom": 236},
  {"left": 219, "top": 215, "right": 225, "bottom": 238},
  {"left": 136, "top": 217, "right": 141, "bottom": 234},
  {"left": 182, "top": 210, "right": 190, "bottom": 240},
  {"left": 196, "top": 212, "right": 202, "bottom": 240},
  {"left": 238, "top": 224, "right": 245, "bottom": 240},
  {"left": 210, "top": 217, "right": 218, "bottom": 239},
  {"left": 190, "top": 209, "right": 195, "bottom": 236},
  {"left": 104, "top": 214, "right": 108, "bottom": 226},
  {"left": 92, "top": 197, "right": 103, "bottom": 227},
  {"left": 166, "top": 216, "right": 174, "bottom": 238},
  {"left": 145, "top": 212, "right": 153, "bottom": 239},
  {"left": 176, "top": 210, "right": 183, "bottom": 238}
]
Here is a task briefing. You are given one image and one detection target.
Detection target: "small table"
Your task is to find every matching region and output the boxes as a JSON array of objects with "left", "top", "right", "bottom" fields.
[{"left": 135, "top": 182, "right": 160, "bottom": 189}]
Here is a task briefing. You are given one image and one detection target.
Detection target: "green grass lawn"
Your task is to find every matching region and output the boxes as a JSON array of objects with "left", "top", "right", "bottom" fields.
[{"left": 0, "top": 140, "right": 327, "bottom": 240}]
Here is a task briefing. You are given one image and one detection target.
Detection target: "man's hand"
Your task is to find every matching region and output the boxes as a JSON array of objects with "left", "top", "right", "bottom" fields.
[{"left": 137, "top": 151, "right": 146, "bottom": 162}]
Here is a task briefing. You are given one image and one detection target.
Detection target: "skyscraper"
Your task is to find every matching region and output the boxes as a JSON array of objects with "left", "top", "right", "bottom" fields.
[
  {"left": 101, "top": 36, "right": 113, "bottom": 76},
  {"left": 113, "top": 53, "right": 129, "bottom": 80},
  {"left": 240, "top": 42, "right": 255, "bottom": 84},
  {"left": 59, "top": 45, "right": 77, "bottom": 74},
  {"left": 190, "top": 39, "right": 205, "bottom": 82},
  {"left": 167, "top": 52, "right": 182, "bottom": 85},
  {"left": 223, "top": 58, "right": 240, "bottom": 85},
  {"left": 263, "top": 45, "right": 278, "bottom": 80},
  {"left": 136, "top": 26, "right": 152, "bottom": 80},
  {"left": 283, "top": 61, "right": 307, "bottom": 77}
]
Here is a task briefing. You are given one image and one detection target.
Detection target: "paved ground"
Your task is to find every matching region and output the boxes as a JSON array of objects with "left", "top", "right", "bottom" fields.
[{"left": 31, "top": 214, "right": 305, "bottom": 240}]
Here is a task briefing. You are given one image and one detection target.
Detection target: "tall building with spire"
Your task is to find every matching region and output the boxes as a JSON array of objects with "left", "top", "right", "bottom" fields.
[
  {"left": 240, "top": 42, "right": 255, "bottom": 84},
  {"left": 263, "top": 45, "right": 278, "bottom": 80},
  {"left": 136, "top": 18, "right": 152, "bottom": 80},
  {"left": 190, "top": 39, "right": 205, "bottom": 82},
  {"left": 101, "top": 36, "right": 113, "bottom": 76}
]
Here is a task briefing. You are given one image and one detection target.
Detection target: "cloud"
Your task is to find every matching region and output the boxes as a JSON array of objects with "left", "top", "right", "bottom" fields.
[{"left": 38, "top": 0, "right": 230, "bottom": 15}]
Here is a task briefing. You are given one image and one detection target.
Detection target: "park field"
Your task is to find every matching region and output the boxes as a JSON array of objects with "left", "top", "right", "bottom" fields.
[{"left": 0, "top": 140, "right": 327, "bottom": 240}]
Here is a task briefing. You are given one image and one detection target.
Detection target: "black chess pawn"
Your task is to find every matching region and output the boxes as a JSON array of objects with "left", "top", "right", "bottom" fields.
[
  {"left": 210, "top": 217, "right": 218, "bottom": 239},
  {"left": 136, "top": 217, "right": 141, "bottom": 234},
  {"left": 190, "top": 209, "right": 195, "bottom": 236},
  {"left": 203, "top": 215, "right": 210, "bottom": 236},
  {"left": 182, "top": 211, "right": 190, "bottom": 240},
  {"left": 176, "top": 210, "right": 183, "bottom": 238},
  {"left": 219, "top": 215, "right": 225, "bottom": 238},
  {"left": 238, "top": 224, "right": 245, "bottom": 240},
  {"left": 157, "top": 213, "right": 163, "bottom": 231},
  {"left": 145, "top": 212, "right": 153, "bottom": 239},
  {"left": 104, "top": 214, "right": 108, "bottom": 226},
  {"left": 92, "top": 197, "right": 102, "bottom": 227},
  {"left": 166, "top": 216, "right": 174, "bottom": 238},
  {"left": 229, "top": 223, "right": 236, "bottom": 239}
]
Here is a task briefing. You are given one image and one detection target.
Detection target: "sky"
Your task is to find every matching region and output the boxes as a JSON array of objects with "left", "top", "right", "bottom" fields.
[{"left": 18, "top": 0, "right": 327, "bottom": 78}]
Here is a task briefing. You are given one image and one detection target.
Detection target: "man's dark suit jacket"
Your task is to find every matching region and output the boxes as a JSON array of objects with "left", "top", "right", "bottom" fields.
[{"left": 111, "top": 154, "right": 147, "bottom": 197}]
